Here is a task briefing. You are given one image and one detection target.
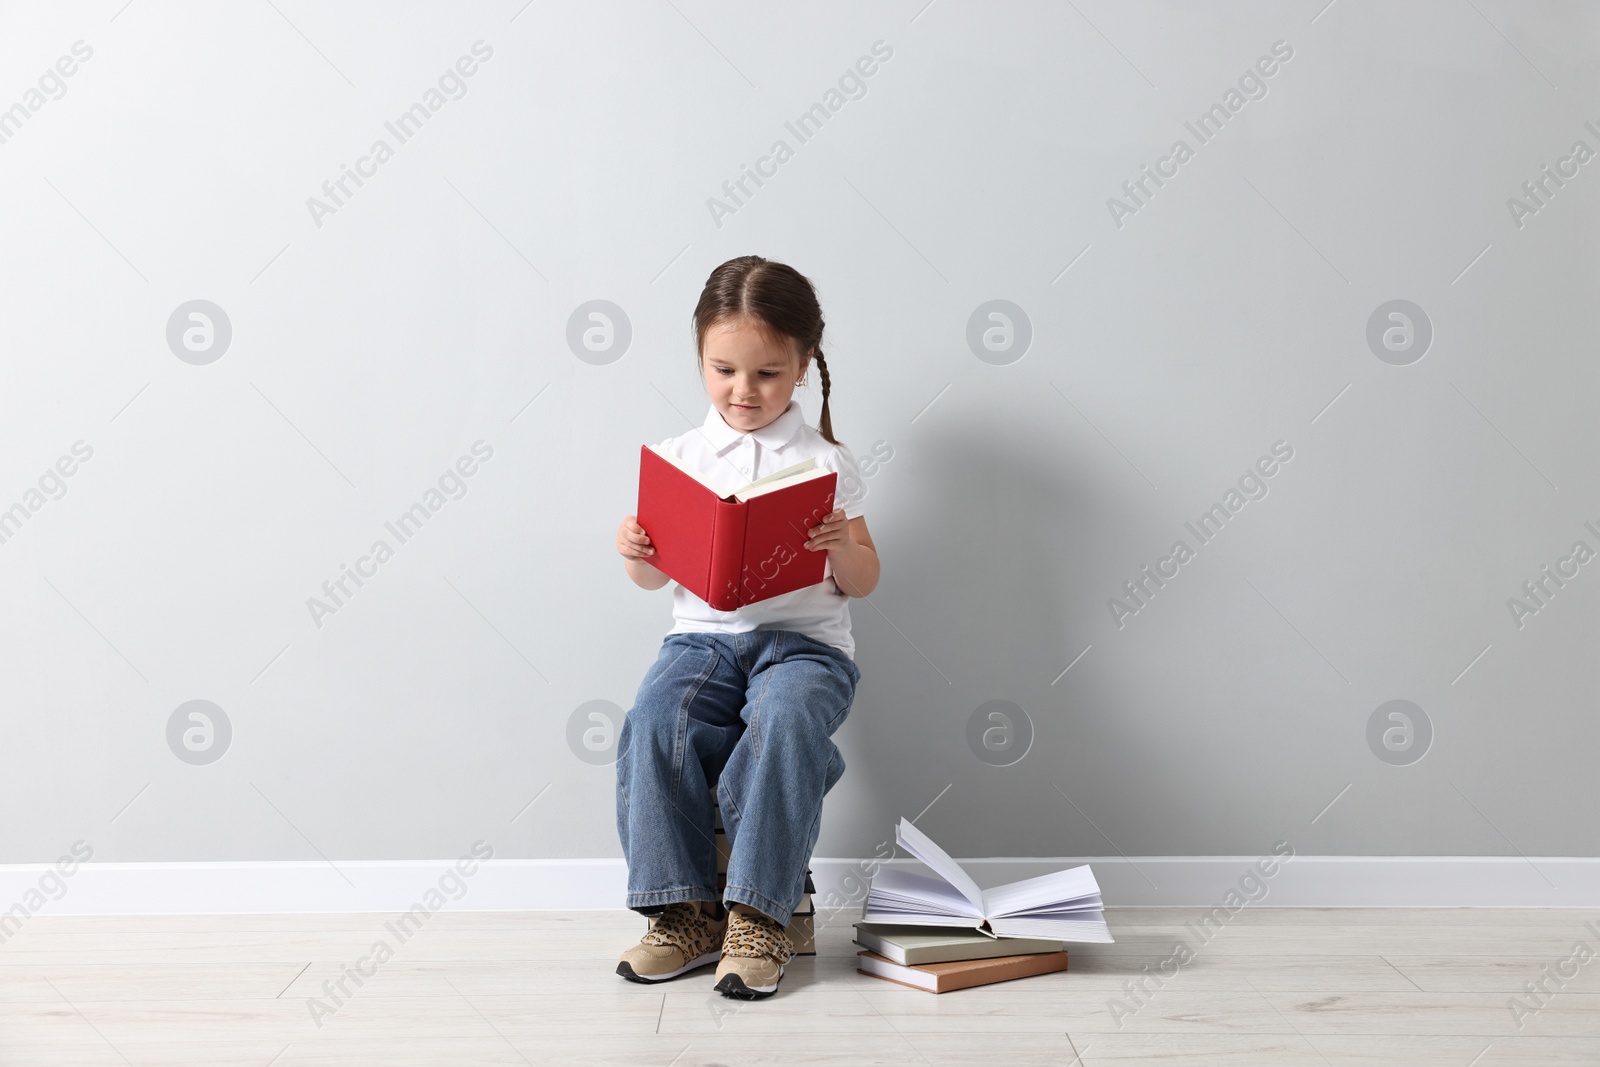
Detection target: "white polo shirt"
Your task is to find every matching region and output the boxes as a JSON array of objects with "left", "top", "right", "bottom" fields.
[{"left": 651, "top": 399, "right": 867, "bottom": 660}]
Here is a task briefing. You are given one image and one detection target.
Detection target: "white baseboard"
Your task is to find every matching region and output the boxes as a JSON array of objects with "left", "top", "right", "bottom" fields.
[{"left": 1, "top": 857, "right": 1597, "bottom": 917}]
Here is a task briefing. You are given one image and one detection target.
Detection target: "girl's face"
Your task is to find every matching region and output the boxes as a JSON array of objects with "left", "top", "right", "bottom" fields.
[{"left": 700, "top": 318, "right": 810, "bottom": 433}]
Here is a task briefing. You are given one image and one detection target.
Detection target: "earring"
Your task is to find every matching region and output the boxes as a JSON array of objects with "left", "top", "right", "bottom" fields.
[{"left": 796, "top": 376, "right": 807, "bottom": 387}]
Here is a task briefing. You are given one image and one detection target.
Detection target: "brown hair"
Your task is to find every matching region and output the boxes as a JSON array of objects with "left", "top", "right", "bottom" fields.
[{"left": 692, "top": 255, "right": 840, "bottom": 446}]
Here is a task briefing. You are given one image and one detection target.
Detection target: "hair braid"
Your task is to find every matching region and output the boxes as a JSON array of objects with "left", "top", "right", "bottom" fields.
[{"left": 811, "top": 347, "right": 837, "bottom": 446}]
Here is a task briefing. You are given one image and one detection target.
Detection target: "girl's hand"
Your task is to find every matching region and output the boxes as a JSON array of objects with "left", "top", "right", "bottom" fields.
[
  {"left": 805, "top": 508, "right": 851, "bottom": 553},
  {"left": 618, "top": 515, "right": 655, "bottom": 561}
]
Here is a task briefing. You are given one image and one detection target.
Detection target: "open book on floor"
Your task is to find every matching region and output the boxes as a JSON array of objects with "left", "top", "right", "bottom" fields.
[
  {"left": 861, "top": 818, "right": 1113, "bottom": 942},
  {"left": 637, "top": 445, "right": 837, "bottom": 611}
]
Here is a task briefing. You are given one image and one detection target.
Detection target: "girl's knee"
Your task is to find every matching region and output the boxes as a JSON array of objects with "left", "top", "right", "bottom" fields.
[
  {"left": 764, "top": 682, "right": 853, "bottom": 734},
  {"left": 624, "top": 699, "right": 677, "bottom": 743},
  {"left": 823, "top": 747, "right": 846, "bottom": 792}
]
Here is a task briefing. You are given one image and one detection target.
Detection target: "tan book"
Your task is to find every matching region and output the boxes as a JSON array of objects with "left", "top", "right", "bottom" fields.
[
  {"left": 786, "top": 909, "right": 815, "bottom": 955},
  {"left": 855, "top": 948, "right": 1068, "bottom": 993}
]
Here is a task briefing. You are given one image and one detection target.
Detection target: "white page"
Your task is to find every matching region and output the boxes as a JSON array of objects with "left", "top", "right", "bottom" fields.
[
  {"left": 860, "top": 909, "right": 993, "bottom": 933},
  {"left": 980, "top": 865, "right": 1103, "bottom": 917},
  {"left": 988, "top": 915, "right": 1114, "bottom": 943},
  {"left": 865, "top": 902, "right": 961, "bottom": 916},
  {"left": 856, "top": 954, "right": 938, "bottom": 990},
  {"left": 867, "top": 866, "right": 983, "bottom": 917},
  {"left": 735, "top": 457, "right": 815, "bottom": 493},
  {"left": 1005, "top": 897, "right": 1105, "bottom": 917},
  {"left": 734, "top": 465, "right": 831, "bottom": 502},
  {"left": 894, "top": 818, "right": 987, "bottom": 916},
  {"left": 646, "top": 446, "right": 818, "bottom": 501}
]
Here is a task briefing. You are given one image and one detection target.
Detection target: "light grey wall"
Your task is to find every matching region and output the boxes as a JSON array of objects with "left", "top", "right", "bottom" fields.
[{"left": 2, "top": 1, "right": 1595, "bottom": 869}]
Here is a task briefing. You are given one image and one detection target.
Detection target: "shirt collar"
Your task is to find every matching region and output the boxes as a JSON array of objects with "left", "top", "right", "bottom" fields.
[{"left": 697, "top": 399, "right": 805, "bottom": 455}]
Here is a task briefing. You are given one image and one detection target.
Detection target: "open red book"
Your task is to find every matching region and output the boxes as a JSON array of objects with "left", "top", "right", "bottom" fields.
[{"left": 637, "top": 444, "right": 838, "bottom": 610}]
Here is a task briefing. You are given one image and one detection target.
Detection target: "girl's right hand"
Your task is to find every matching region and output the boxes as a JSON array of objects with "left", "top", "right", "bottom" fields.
[{"left": 618, "top": 515, "right": 655, "bottom": 561}]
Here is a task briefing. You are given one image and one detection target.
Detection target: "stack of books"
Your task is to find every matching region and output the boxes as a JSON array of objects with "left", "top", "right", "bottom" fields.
[
  {"left": 641, "top": 803, "right": 816, "bottom": 955},
  {"left": 853, "top": 922, "right": 1071, "bottom": 993},
  {"left": 853, "top": 818, "right": 1113, "bottom": 993}
]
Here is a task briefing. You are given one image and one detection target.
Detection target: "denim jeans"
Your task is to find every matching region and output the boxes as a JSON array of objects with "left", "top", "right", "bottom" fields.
[{"left": 615, "top": 629, "right": 861, "bottom": 927}]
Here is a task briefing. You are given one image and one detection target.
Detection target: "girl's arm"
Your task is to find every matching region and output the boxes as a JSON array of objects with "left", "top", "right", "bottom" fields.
[
  {"left": 808, "top": 510, "right": 880, "bottom": 597},
  {"left": 625, "top": 556, "right": 672, "bottom": 591}
]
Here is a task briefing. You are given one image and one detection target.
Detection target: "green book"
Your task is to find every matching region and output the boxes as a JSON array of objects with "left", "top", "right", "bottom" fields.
[{"left": 852, "top": 921, "right": 1065, "bottom": 966}]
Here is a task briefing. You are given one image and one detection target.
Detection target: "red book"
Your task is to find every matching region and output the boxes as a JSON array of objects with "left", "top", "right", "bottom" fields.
[{"left": 637, "top": 444, "right": 837, "bottom": 610}]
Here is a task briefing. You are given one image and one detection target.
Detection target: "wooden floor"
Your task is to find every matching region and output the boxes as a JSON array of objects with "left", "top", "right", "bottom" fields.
[{"left": 2, "top": 907, "right": 1598, "bottom": 1065}]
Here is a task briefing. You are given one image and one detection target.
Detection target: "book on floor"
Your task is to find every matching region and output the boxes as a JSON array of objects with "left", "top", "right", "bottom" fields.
[
  {"left": 636, "top": 444, "right": 837, "bottom": 610},
  {"left": 861, "top": 818, "right": 1113, "bottom": 942},
  {"left": 786, "top": 890, "right": 817, "bottom": 956},
  {"left": 852, "top": 921, "right": 1065, "bottom": 965},
  {"left": 855, "top": 947, "right": 1070, "bottom": 994}
]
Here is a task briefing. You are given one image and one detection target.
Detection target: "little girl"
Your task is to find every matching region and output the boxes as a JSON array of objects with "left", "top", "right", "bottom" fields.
[{"left": 612, "top": 255, "right": 879, "bottom": 999}]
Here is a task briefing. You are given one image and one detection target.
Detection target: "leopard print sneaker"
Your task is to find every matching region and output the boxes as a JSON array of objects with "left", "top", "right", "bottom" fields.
[
  {"left": 713, "top": 902, "right": 795, "bottom": 998},
  {"left": 617, "top": 902, "right": 726, "bottom": 983}
]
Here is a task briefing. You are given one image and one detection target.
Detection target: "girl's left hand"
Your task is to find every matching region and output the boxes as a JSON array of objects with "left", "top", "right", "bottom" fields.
[{"left": 805, "top": 508, "right": 850, "bottom": 553}]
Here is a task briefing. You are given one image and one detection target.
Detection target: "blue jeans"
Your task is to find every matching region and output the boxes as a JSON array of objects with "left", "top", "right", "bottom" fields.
[{"left": 615, "top": 629, "right": 861, "bottom": 927}]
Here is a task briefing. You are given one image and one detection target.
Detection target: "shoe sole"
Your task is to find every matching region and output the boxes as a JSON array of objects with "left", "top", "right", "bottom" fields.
[
  {"left": 616, "top": 950, "right": 721, "bottom": 984},
  {"left": 714, "top": 966, "right": 783, "bottom": 999}
]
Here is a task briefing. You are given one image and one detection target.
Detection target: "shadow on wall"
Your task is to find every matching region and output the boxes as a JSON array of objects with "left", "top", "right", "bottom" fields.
[{"left": 837, "top": 406, "right": 1170, "bottom": 856}]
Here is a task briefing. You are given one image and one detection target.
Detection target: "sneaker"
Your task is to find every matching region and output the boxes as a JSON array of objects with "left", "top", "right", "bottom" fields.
[
  {"left": 617, "top": 902, "right": 726, "bottom": 983},
  {"left": 713, "top": 902, "right": 795, "bottom": 998}
]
